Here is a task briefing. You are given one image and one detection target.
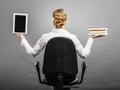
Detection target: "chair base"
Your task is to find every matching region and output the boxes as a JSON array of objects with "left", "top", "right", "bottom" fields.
[{"left": 43, "top": 77, "right": 80, "bottom": 88}]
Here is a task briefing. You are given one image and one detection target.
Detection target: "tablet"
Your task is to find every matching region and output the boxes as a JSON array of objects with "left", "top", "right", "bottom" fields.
[{"left": 13, "top": 13, "right": 28, "bottom": 34}]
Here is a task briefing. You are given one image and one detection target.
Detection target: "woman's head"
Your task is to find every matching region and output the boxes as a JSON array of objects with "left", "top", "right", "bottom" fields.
[{"left": 53, "top": 9, "right": 67, "bottom": 29}]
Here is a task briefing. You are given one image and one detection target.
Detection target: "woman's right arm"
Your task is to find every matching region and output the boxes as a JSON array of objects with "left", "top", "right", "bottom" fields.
[{"left": 16, "top": 33, "right": 46, "bottom": 57}]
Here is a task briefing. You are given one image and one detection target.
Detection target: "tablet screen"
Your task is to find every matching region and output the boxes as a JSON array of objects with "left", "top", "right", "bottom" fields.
[{"left": 13, "top": 13, "right": 28, "bottom": 34}]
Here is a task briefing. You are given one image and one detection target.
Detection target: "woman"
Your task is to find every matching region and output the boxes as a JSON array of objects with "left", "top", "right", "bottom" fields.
[
  {"left": 16, "top": 9, "right": 101, "bottom": 58},
  {"left": 16, "top": 9, "right": 102, "bottom": 90}
]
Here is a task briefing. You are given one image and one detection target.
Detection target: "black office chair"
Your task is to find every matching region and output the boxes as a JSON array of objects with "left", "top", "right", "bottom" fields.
[{"left": 35, "top": 37, "right": 87, "bottom": 90}]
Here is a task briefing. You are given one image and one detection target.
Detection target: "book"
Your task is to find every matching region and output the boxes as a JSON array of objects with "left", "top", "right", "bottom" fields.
[{"left": 88, "top": 27, "right": 108, "bottom": 36}]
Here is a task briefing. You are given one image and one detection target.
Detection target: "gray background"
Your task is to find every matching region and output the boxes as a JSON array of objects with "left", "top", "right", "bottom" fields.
[{"left": 0, "top": 0, "right": 120, "bottom": 90}]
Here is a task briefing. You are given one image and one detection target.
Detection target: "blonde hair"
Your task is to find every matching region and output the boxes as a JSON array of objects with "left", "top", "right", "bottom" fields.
[{"left": 53, "top": 9, "right": 67, "bottom": 29}]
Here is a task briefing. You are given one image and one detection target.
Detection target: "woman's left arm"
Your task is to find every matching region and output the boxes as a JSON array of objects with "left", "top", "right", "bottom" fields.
[{"left": 75, "top": 35, "right": 103, "bottom": 59}]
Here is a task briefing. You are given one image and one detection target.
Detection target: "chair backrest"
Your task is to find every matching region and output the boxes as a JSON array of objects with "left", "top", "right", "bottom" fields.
[{"left": 43, "top": 37, "right": 78, "bottom": 77}]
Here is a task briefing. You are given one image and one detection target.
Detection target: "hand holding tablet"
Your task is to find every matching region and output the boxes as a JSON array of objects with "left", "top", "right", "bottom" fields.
[{"left": 16, "top": 33, "right": 25, "bottom": 39}]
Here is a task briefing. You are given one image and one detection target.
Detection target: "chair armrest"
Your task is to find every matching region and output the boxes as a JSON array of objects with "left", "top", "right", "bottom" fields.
[
  {"left": 35, "top": 61, "right": 44, "bottom": 84},
  {"left": 78, "top": 61, "right": 87, "bottom": 84}
]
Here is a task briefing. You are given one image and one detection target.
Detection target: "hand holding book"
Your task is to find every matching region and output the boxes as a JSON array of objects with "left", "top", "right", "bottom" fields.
[{"left": 91, "top": 35, "right": 104, "bottom": 39}]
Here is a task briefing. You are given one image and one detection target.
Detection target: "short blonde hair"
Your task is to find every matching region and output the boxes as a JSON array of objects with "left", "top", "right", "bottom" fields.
[{"left": 53, "top": 9, "right": 67, "bottom": 28}]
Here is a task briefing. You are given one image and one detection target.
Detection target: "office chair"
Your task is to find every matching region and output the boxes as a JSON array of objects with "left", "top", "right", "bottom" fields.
[{"left": 35, "top": 37, "right": 87, "bottom": 90}]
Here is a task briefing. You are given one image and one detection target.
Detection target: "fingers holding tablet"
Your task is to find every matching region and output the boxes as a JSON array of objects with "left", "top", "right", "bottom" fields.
[{"left": 16, "top": 33, "right": 25, "bottom": 39}]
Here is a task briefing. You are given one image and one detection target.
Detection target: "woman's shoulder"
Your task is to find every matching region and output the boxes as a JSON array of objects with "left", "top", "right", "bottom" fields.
[
  {"left": 68, "top": 32, "right": 80, "bottom": 41},
  {"left": 68, "top": 32, "right": 77, "bottom": 38},
  {"left": 41, "top": 31, "right": 52, "bottom": 38}
]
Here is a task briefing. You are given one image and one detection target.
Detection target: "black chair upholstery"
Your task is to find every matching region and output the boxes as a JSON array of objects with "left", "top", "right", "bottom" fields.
[{"left": 35, "top": 37, "right": 87, "bottom": 89}]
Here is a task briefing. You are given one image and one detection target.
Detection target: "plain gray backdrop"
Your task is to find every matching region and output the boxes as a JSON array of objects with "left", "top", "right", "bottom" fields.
[{"left": 0, "top": 0, "right": 120, "bottom": 90}]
